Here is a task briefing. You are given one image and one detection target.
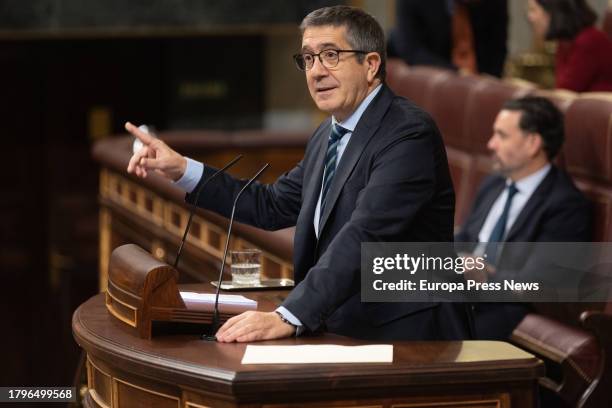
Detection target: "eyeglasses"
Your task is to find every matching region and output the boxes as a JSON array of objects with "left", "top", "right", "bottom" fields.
[{"left": 293, "top": 49, "right": 369, "bottom": 71}]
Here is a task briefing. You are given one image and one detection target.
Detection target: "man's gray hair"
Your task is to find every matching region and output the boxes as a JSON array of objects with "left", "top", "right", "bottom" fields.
[{"left": 300, "top": 5, "right": 386, "bottom": 80}]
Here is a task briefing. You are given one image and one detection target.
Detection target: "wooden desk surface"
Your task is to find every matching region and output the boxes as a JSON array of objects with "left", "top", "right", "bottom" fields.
[{"left": 73, "top": 286, "right": 543, "bottom": 407}]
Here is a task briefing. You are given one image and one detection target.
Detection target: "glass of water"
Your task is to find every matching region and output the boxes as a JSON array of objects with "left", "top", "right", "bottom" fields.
[{"left": 230, "top": 249, "right": 261, "bottom": 286}]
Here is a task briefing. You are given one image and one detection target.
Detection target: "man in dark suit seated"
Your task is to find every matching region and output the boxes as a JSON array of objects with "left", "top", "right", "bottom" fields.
[
  {"left": 124, "top": 6, "right": 471, "bottom": 342},
  {"left": 455, "top": 96, "right": 591, "bottom": 340}
]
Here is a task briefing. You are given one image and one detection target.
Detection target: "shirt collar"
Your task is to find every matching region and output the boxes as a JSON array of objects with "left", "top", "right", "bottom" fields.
[
  {"left": 332, "top": 84, "right": 383, "bottom": 132},
  {"left": 508, "top": 163, "right": 552, "bottom": 196}
]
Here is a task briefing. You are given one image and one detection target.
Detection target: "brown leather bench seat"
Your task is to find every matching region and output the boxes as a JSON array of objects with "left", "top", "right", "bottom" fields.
[{"left": 386, "top": 58, "right": 612, "bottom": 408}]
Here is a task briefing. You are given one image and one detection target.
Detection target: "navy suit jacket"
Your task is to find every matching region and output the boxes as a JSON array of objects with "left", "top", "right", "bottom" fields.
[
  {"left": 455, "top": 166, "right": 592, "bottom": 339},
  {"left": 188, "top": 84, "right": 471, "bottom": 341}
]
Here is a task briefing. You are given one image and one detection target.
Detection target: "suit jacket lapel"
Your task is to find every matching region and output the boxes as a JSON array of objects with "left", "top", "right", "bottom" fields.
[
  {"left": 302, "top": 120, "right": 331, "bottom": 224},
  {"left": 472, "top": 180, "right": 505, "bottom": 238},
  {"left": 505, "top": 167, "right": 555, "bottom": 241},
  {"left": 318, "top": 85, "right": 393, "bottom": 233},
  {"left": 292, "top": 120, "right": 332, "bottom": 283}
]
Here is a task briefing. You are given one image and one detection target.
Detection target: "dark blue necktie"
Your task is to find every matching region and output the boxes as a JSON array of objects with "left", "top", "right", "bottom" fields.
[
  {"left": 320, "top": 123, "right": 349, "bottom": 214},
  {"left": 484, "top": 183, "right": 519, "bottom": 265}
]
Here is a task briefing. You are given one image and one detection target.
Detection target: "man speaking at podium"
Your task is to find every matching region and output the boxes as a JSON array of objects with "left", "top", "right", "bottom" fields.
[{"left": 125, "top": 6, "right": 470, "bottom": 342}]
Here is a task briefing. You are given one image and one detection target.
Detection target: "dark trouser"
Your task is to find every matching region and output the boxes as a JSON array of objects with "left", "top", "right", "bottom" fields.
[{"left": 473, "top": 303, "right": 530, "bottom": 340}]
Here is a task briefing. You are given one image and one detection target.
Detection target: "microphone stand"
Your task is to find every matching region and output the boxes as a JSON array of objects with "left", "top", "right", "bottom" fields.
[
  {"left": 173, "top": 155, "right": 243, "bottom": 269},
  {"left": 202, "top": 163, "right": 270, "bottom": 341}
]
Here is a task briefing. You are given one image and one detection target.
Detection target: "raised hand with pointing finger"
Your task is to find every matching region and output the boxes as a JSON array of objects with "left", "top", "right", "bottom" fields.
[{"left": 125, "top": 121, "right": 187, "bottom": 181}]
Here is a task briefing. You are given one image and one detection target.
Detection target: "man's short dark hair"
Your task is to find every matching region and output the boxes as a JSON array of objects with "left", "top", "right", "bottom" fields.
[
  {"left": 502, "top": 96, "right": 564, "bottom": 160},
  {"left": 537, "top": 0, "right": 597, "bottom": 40},
  {"left": 300, "top": 5, "right": 386, "bottom": 80}
]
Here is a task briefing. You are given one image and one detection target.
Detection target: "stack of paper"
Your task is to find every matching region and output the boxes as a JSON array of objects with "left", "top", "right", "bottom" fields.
[
  {"left": 180, "top": 291, "right": 257, "bottom": 307},
  {"left": 241, "top": 344, "right": 393, "bottom": 364}
]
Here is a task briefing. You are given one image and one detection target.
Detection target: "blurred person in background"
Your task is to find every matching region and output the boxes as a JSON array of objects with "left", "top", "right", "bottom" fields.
[
  {"left": 527, "top": 0, "right": 612, "bottom": 92},
  {"left": 387, "top": 0, "right": 508, "bottom": 77}
]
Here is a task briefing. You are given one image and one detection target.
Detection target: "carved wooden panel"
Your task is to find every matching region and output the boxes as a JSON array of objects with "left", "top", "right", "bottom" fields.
[
  {"left": 87, "top": 359, "right": 112, "bottom": 408},
  {"left": 98, "top": 169, "right": 294, "bottom": 288},
  {"left": 114, "top": 378, "right": 180, "bottom": 408}
]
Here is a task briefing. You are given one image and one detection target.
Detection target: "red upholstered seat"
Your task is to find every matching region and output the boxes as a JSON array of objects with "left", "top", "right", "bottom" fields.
[
  {"left": 512, "top": 313, "right": 601, "bottom": 407},
  {"left": 575, "top": 180, "right": 612, "bottom": 242},
  {"left": 427, "top": 74, "right": 480, "bottom": 224},
  {"left": 443, "top": 76, "right": 530, "bottom": 224},
  {"left": 564, "top": 96, "right": 612, "bottom": 183},
  {"left": 564, "top": 96, "right": 612, "bottom": 242},
  {"left": 428, "top": 74, "right": 482, "bottom": 150},
  {"left": 386, "top": 59, "right": 453, "bottom": 113},
  {"left": 534, "top": 89, "right": 578, "bottom": 113},
  {"left": 465, "top": 78, "right": 533, "bottom": 155}
]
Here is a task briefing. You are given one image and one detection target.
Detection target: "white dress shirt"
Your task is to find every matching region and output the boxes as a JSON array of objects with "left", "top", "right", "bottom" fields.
[
  {"left": 475, "top": 164, "right": 552, "bottom": 254},
  {"left": 313, "top": 84, "right": 382, "bottom": 237}
]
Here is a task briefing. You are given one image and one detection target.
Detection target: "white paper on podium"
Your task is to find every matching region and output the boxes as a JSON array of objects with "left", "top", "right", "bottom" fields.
[
  {"left": 241, "top": 344, "right": 393, "bottom": 364},
  {"left": 179, "top": 291, "right": 256, "bottom": 306}
]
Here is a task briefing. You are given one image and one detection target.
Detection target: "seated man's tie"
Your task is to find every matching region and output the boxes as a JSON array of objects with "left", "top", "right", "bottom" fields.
[{"left": 484, "top": 183, "right": 519, "bottom": 265}]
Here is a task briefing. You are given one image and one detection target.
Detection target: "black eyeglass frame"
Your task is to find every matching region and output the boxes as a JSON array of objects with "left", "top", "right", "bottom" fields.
[{"left": 293, "top": 49, "right": 370, "bottom": 71}]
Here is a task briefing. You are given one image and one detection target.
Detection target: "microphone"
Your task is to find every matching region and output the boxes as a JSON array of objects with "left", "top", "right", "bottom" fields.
[
  {"left": 173, "top": 155, "right": 243, "bottom": 269},
  {"left": 202, "top": 163, "right": 270, "bottom": 341}
]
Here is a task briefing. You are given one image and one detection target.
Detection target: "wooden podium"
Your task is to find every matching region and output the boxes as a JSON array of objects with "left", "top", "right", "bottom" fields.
[
  {"left": 104, "top": 244, "right": 255, "bottom": 339},
  {"left": 73, "top": 286, "right": 544, "bottom": 408}
]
